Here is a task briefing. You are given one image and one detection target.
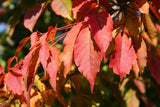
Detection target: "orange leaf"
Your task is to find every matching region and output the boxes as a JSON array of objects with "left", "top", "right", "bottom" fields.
[{"left": 15, "top": 37, "right": 30, "bottom": 59}]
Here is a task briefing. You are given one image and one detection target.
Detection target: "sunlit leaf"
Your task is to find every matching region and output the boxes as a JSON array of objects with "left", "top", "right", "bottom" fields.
[
  {"left": 74, "top": 26, "right": 102, "bottom": 93},
  {"left": 51, "top": 0, "right": 73, "bottom": 20},
  {"left": 109, "top": 33, "right": 137, "bottom": 80}
]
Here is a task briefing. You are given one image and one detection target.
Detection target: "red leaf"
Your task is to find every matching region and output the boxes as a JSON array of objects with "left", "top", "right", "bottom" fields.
[
  {"left": 21, "top": 47, "right": 39, "bottom": 76},
  {"left": 0, "top": 75, "right": 4, "bottom": 85},
  {"left": 26, "top": 47, "right": 40, "bottom": 90},
  {"left": 24, "top": 3, "right": 48, "bottom": 31},
  {"left": 62, "top": 22, "right": 83, "bottom": 77},
  {"left": 30, "top": 32, "right": 38, "bottom": 47},
  {"left": 40, "top": 32, "right": 48, "bottom": 45},
  {"left": 47, "top": 47, "right": 60, "bottom": 92},
  {"left": 39, "top": 43, "right": 50, "bottom": 72},
  {"left": 74, "top": 26, "right": 102, "bottom": 93},
  {"left": 9, "top": 61, "right": 23, "bottom": 75},
  {"left": 133, "top": 39, "right": 147, "bottom": 77},
  {"left": 72, "top": 0, "right": 89, "bottom": 19},
  {"left": 4, "top": 72, "right": 25, "bottom": 95},
  {"left": 99, "top": 0, "right": 112, "bottom": 7},
  {"left": 109, "top": 33, "right": 137, "bottom": 80},
  {"left": 15, "top": 37, "right": 30, "bottom": 58},
  {"left": 72, "top": 0, "right": 97, "bottom": 21},
  {"left": 86, "top": 10, "right": 113, "bottom": 57}
]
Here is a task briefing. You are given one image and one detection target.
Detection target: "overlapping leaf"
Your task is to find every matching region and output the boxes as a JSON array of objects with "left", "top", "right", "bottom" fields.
[
  {"left": 47, "top": 47, "right": 60, "bottom": 92},
  {"left": 74, "top": 26, "right": 102, "bottom": 93},
  {"left": 15, "top": 37, "right": 30, "bottom": 58},
  {"left": 125, "top": 6, "right": 141, "bottom": 50},
  {"left": 72, "top": 0, "right": 96, "bottom": 20},
  {"left": 109, "top": 33, "right": 137, "bottom": 80},
  {"left": 5, "top": 72, "right": 25, "bottom": 95},
  {"left": 30, "top": 32, "right": 38, "bottom": 47},
  {"left": 5, "top": 61, "right": 25, "bottom": 95},
  {"left": 39, "top": 43, "right": 50, "bottom": 72},
  {"left": 136, "top": 39, "right": 147, "bottom": 73},
  {"left": 62, "top": 22, "right": 83, "bottom": 77},
  {"left": 86, "top": 10, "right": 113, "bottom": 57}
]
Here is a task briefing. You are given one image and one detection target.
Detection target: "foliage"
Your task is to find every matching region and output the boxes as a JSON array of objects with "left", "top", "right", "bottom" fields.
[{"left": 0, "top": 0, "right": 160, "bottom": 107}]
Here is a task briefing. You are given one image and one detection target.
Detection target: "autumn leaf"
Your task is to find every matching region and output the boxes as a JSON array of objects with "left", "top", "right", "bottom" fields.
[
  {"left": 39, "top": 43, "right": 50, "bottom": 72},
  {"left": 125, "top": 5, "right": 141, "bottom": 50},
  {"left": 62, "top": 22, "right": 83, "bottom": 77},
  {"left": 47, "top": 47, "right": 60, "bottom": 92},
  {"left": 135, "top": 0, "right": 149, "bottom": 14},
  {"left": 9, "top": 61, "right": 23, "bottom": 75},
  {"left": 21, "top": 48, "right": 37, "bottom": 76},
  {"left": 136, "top": 39, "right": 147, "bottom": 73},
  {"left": 142, "top": 14, "right": 158, "bottom": 46},
  {"left": 74, "top": 26, "right": 102, "bottom": 93},
  {"left": 86, "top": 10, "right": 113, "bottom": 58},
  {"left": 51, "top": 0, "right": 73, "bottom": 21},
  {"left": 133, "top": 39, "right": 147, "bottom": 77},
  {"left": 24, "top": 2, "right": 49, "bottom": 31},
  {"left": 72, "top": 0, "right": 87, "bottom": 19},
  {"left": 47, "top": 26, "right": 57, "bottom": 44},
  {"left": 26, "top": 47, "right": 40, "bottom": 90},
  {"left": 109, "top": 33, "right": 137, "bottom": 80},
  {"left": 30, "top": 32, "right": 38, "bottom": 47},
  {"left": 7, "top": 56, "right": 16, "bottom": 73},
  {"left": 15, "top": 37, "right": 30, "bottom": 58},
  {"left": 72, "top": 0, "right": 93, "bottom": 20},
  {"left": 4, "top": 72, "right": 25, "bottom": 95}
]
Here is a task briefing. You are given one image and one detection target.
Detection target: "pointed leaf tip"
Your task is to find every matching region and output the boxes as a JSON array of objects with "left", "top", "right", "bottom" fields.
[
  {"left": 74, "top": 26, "right": 102, "bottom": 93},
  {"left": 109, "top": 33, "right": 137, "bottom": 80}
]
